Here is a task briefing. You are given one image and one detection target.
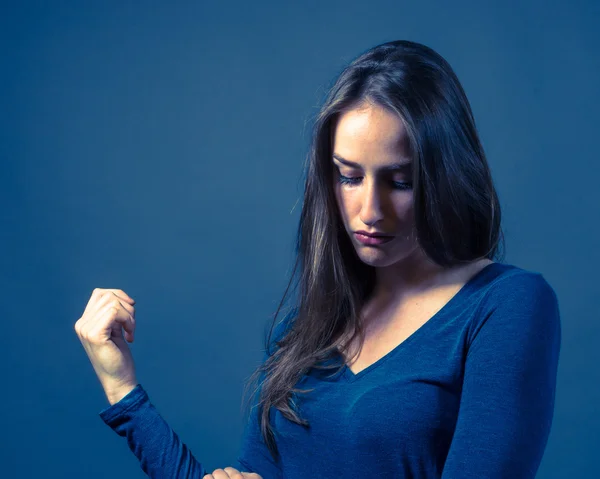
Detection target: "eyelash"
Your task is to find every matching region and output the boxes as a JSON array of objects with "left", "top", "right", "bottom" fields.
[{"left": 337, "top": 174, "right": 413, "bottom": 190}]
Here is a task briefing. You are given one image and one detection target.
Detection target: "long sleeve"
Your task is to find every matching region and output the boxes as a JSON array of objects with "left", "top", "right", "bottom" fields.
[
  {"left": 441, "top": 272, "right": 562, "bottom": 478},
  {"left": 99, "top": 384, "right": 208, "bottom": 478},
  {"left": 99, "top": 381, "right": 281, "bottom": 478}
]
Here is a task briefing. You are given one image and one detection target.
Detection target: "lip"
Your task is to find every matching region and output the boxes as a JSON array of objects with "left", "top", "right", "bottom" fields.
[
  {"left": 354, "top": 230, "right": 393, "bottom": 238},
  {"left": 354, "top": 232, "right": 394, "bottom": 245}
]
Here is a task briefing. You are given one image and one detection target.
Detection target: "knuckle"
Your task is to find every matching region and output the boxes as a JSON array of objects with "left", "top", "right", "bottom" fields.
[
  {"left": 80, "top": 330, "right": 92, "bottom": 341},
  {"left": 87, "top": 328, "right": 104, "bottom": 341}
]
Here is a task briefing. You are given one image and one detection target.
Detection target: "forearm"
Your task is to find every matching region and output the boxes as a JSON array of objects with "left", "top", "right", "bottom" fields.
[{"left": 100, "top": 384, "right": 208, "bottom": 478}]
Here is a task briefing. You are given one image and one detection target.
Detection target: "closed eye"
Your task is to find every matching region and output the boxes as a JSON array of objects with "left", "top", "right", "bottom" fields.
[{"left": 338, "top": 174, "right": 412, "bottom": 190}]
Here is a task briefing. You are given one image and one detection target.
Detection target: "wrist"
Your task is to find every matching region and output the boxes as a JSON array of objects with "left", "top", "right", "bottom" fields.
[{"left": 104, "top": 381, "right": 138, "bottom": 406}]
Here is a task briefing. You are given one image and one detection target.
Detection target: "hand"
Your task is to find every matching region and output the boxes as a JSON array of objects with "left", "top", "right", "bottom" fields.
[
  {"left": 202, "top": 467, "right": 262, "bottom": 479},
  {"left": 74, "top": 288, "right": 138, "bottom": 404}
]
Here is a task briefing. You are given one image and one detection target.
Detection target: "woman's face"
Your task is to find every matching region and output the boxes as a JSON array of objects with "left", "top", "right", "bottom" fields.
[{"left": 332, "top": 102, "right": 420, "bottom": 268}]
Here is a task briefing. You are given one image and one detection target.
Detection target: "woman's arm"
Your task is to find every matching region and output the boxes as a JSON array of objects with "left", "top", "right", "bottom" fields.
[
  {"left": 100, "top": 384, "right": 210, "bottom": 478},
  {"left": 441, "top": 272, "right": 562, "bottom": 478}
]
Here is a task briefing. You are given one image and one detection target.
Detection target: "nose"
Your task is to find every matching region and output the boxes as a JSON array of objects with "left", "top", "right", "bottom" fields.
[{"left": 359, "top": 178, "right": 386, "bottom": 226}]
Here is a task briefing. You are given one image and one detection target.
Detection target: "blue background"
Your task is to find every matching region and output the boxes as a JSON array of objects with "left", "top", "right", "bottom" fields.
[{"left": 1, "top": 1, "right": 598, "bottom": 477}]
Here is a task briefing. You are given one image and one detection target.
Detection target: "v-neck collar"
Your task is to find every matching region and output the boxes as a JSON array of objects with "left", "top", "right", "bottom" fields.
[{"left": 339, "top": 262, "right": 505, "bottom": 382}]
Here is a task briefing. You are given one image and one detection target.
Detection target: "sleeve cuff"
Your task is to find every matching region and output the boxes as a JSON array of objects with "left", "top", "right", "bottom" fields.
[{"left": 98, "top": 383, "right": 148, "bottom": 427}]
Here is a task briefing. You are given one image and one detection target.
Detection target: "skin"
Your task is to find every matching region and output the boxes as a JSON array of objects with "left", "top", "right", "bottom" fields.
[
  {"left": 332, "top": 101, "right": 492, "bottom": 355},
  {"left": 333, "top": 100, "right": 442, "bottom": 294},
  {"left": 202, "top": 467, "right": 261, "bottom": 479}
]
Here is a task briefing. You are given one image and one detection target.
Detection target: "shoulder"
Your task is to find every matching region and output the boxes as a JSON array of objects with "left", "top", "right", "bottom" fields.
[
  {"left": 481, "top": 264, "right": 559, "bottom": 308},
  {"left": 467, "top": 263, "right": 561, "bottom": 348}
]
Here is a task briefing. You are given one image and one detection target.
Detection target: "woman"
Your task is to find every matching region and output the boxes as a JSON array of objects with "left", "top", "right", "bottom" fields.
[{"left": 75, "top": 40, "right": 561, "bottom": 478}]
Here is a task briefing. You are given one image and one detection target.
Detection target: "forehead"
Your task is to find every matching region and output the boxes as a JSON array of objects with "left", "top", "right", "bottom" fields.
[{"left": 332, "top": 103, "right": 410, "bottom": 160}]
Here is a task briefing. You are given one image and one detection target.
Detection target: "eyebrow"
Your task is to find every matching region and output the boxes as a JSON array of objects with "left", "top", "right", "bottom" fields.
[{"left": 332, "top": 153, "right": 412, "bottom": 172}]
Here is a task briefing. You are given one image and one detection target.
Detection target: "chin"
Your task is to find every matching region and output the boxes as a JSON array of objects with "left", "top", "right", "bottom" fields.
[
  {"left": 354, "top": 239, "right": 419, "bottom": 268},
  {"left": 355, "top": 249, "right": 399, "bottom": 267}
]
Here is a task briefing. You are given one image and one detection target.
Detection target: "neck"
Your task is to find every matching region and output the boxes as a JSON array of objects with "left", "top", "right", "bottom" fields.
[{"left": 372, "top": 248, "right": 445, "bottom": 300}]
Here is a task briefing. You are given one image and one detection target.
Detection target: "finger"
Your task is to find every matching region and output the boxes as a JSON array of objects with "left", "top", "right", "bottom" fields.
[
  {"left": 210, "top": 470, "right": 230, "bottom": 479},
  {"left": 79, "top": 288, "right": 107, "bottom": 321},
  {"left": 80, "top": 289, "right": 134, "bottom": 328},
  {"left": 93, "top": 301, "right": 136, "bottom": 341},
  {"left": 87, "top": 288, "right": 135, "bottom": 317},
  {"left": 82, "top": 293, "right": 136, "bottom": 338},
  {"left": 76, "top": 290, "right": 128, "bottom": 340},
  {"left": 93, "top": 288, "right": 135, "bottom": 305},
  {"left": 77, "top": 305, "right": 133, "bottom": 347},
  {"left": 202, "top": 475, "right": 214, "bottom": 479},
  {"left": 109, "top": 292, "right": 136, "bottom": 319},
  {"left": 94, "top": 290, "right": 136, "bottom": 317},
  {"left": 242, "top": 473, "right": 263, "bottom": 479},
  {"left": 223, "top": 467, "right": 243, "bottom": 477},
  {"left": 106, "top": 288, "right": 136, "bottom": 305},
  {"left": 98, "top": 291, "right": 136, "bottom": 318},
  {"left": 98, "top": 293, "right": 135, "bottom": 325},
  {"left": 77, "top": 292, "right": 114, "bottom": 335}
]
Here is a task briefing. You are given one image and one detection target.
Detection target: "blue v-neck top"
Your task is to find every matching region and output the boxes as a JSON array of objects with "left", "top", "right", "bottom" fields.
[{"left": 99, "top": 262, "right": 561, "bottom": 478}]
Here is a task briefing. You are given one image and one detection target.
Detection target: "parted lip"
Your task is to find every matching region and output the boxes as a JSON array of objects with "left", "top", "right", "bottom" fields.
[{"left": 355, "top": 230, "right": 393, "bottom": 238}]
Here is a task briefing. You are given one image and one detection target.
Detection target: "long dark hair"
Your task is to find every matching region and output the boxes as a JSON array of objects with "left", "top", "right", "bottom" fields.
[{"left": 241, "top": 39, "right": 505, "bottom": 461}]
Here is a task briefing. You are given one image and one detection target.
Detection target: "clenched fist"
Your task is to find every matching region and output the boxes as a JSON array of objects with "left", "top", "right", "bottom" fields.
[
  {"left": 203, "top": 467, "right": 262, "bottom": 479},
  {"left": 74, "top": 288, "right": 138, "bottom": 405}
]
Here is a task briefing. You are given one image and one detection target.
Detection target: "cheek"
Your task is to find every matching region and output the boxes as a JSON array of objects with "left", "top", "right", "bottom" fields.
[{"left": 393, "top": 197, "right": 413, "bottom": 219}]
